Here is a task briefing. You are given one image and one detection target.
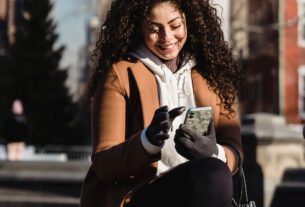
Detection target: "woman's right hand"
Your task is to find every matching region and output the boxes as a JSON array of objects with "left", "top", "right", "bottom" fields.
[{"left": 146, "top": 106, "right": 186, "bottom": 146}]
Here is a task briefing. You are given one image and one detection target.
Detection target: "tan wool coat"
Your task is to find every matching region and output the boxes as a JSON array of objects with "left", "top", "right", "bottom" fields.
[{"left": 80, "top": 60, "right": 243, "bottom": 207}]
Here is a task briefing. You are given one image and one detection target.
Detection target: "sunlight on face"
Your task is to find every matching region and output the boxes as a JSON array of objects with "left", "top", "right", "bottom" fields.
[{"left": 142, "top": 2, "right": 187, "bottom": 60}]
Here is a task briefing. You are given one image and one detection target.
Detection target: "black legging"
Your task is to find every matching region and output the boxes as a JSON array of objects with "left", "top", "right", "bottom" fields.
[{"left": 126, "top": 157, "right": 233, "bottom": 207}]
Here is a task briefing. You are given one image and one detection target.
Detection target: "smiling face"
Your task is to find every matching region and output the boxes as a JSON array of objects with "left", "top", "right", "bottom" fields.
[{"left": 142, "top": 2, "right": 187, "bottom": 60}]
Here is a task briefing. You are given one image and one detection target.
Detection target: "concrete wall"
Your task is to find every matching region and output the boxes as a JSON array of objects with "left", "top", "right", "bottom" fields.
[{"left": 242, "top": 113, "right": 305, "bottom": 207}]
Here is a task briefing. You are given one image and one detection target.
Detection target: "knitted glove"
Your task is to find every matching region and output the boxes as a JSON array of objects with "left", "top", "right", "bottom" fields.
[
  {"left": 146, "top": 106, "right": 186, "bottom": 146},
  {"left": 174, "top": 119, "right": 218, "bottom": 160}
]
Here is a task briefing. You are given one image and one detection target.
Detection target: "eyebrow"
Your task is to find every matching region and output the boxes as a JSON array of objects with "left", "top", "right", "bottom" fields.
[{"left": 148, "top": 17, "right": 182, "bottom": 26}]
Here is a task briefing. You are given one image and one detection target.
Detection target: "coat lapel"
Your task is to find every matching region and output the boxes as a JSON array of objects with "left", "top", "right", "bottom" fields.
[
  {"left": 130, "top": 62, "right": 159, "bottom": 127},
  {"left": 191, "top": 70, "right": 218, "bottom": 107}
]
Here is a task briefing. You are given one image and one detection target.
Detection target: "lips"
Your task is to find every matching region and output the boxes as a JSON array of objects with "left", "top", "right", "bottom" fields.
[{"left": 157, "top": 42, "right": 177, "bottom": 53}]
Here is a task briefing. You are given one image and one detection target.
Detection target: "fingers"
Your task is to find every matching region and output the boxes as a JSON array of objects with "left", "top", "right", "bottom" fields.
[
  {"left": 151, "top": 110, "right": 169, "bottom": 125},
  {"left": 175, "top": 142, "right": 193, "bottom": 160},
  {"left": 179, "top": 124, "right": 199, "bottom": 138},
  {"left": 153, "top": 106, "right": 185, "bottom": 122},
  {"left": 174, "top": 128, "right": 193, "bottom": 147},
  {"left": 175, "top": 136, "right": 193, "bottom": 148},
  {"left": 147, "top": 106, "right": 171, "bottom": 146},
  {"left": 149, "top": 106, "right": 187, "bottom": 145},
  {"left": 150, "top": 120, "right": 171, "bottom": 134},
  {"left": 154, "top": 133, "right": 170, "bottom": 141},
  {"left": 169, "top": 106, "right": 186, "bottom": 120},
  {"left": 152, "top": 106, "right": 185, "bottom": 126},
  {"left": 154, "top": 105, "right": 169, "bottom": 115},
  {"left": 174, "top": 134, "right": 195, "bottom": 160}
]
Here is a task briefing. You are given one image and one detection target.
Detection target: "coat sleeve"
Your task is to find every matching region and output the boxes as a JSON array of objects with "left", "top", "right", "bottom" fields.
[
  {"left": 216, "top": 102, "right": 243, "bottom": 173},
  {"left": 91, "top": 66, "right": 159, "bottom": 183}
]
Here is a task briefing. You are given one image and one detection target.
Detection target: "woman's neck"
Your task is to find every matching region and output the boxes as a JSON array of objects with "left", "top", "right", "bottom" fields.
[{"left": 161, "top": 57, "right": 179, "bottom": 73}]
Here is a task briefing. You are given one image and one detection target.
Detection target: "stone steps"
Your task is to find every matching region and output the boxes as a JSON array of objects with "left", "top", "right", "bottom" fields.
[
  {"left": 0, "top": 160, "right": 90, "bottom": 207},
  {"left": 270, "top": 168, "right": 305, "bottom": 207}
]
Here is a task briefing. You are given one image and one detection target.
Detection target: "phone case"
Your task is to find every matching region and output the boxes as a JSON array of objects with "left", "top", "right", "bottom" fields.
[{"left": 184, "top": 107, "right": 213, "bottom": 135}]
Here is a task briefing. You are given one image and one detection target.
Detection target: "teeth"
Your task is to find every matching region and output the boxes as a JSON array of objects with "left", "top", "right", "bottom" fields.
[{"left": 159, "top": 43, "right": 176, "bottom": 49}]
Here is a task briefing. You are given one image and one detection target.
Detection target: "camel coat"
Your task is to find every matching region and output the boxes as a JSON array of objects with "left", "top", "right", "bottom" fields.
[{"left": 80, "top": 60, "right": 243, "bottom": 207}]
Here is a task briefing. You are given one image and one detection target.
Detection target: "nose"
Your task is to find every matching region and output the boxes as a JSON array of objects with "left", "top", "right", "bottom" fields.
[{"left": 159, "top": 27, "right": 173, "bottom": 43}]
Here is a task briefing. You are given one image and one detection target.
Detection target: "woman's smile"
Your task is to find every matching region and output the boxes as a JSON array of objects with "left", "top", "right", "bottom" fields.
[
  {"left": 157, "top": 42, "right": 177, "bottom": 52},
  {"left": 142, "top": 2, "right": 187, "bottom": 60}
]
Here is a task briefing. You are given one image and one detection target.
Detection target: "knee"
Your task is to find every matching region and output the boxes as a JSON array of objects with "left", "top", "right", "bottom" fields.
[
  {"left": 188, "top": 157, "right": 231, "bottom": 178},
  {"left": 187, "top": 157, "right": 233, "bottom": 193}
]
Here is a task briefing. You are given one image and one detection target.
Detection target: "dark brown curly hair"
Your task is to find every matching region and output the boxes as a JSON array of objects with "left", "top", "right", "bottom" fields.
[{"left": 89, "top": 0, "right": 243, "bottom": 116}]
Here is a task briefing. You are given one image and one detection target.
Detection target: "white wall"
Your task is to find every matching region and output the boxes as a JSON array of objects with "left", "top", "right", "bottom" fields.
[{"left": 212, "top": 0, "right": 231, "bottom": 42}]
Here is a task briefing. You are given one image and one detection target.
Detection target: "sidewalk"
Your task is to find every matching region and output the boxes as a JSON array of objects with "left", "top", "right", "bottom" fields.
[{"left": 0, "top": 160, "right": 90, "bottom": 207}]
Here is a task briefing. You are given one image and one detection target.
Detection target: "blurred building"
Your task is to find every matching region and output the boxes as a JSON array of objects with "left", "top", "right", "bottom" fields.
[
  {"left": 230, "top": 0, "right": 249, "bottom": 59},
  {"left": 0, "top": 0, "right": 15, "bottom": 53},
  {"left": 74, "top": 0, "right": 113, "bottom": 143},
  {"left": 281, "top": 0, "right": 305, "bottom": 123},
  {"left": 98, "top": 0, "right": 113, "bottom": 24},
  {"left": 230, "top": 0, "right": 305, "bottom": 124},
  {"left": 77, "top": 0, "right": 112, "bottom": 100},
  {"left": 0, "top": 0, "right": 24, "bottom": 53},
  {"left": 238, "top": 0, "right": 280, "bottom": 116},
  {"left": 77, "top": 16, "right": 100, "bottom": 100}
]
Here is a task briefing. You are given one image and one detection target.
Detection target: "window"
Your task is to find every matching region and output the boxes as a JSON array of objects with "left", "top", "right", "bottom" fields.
[
  {"left": 212, "top": 0, "right": 230, "bottom": 42},
  {"left": 298, "top": 0, "right": 305, "bottom": 47},
  {"left": 298, "top": 66, "right": 305, "bottom": 119}
]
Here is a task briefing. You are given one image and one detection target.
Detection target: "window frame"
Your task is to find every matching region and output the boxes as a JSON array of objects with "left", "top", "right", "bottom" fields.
[
  {"left": 298, "top": 66, "right": 305, "bottom": 119},
  {"left": 298, "top": 0, "right": 305, "bottom": 47}
]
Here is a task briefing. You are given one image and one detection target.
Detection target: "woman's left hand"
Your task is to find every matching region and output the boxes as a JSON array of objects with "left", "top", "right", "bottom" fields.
[{"left": 174, "top": 119, "right": 218, "bottom": 160}]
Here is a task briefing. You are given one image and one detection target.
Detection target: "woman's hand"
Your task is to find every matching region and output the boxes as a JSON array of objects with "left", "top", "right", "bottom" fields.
[
  {"left": 146, "top": 106, "right": 186, "bottom": 146},
  {"left": 174, "top": 119, "right": 218, "bottom": 160}
]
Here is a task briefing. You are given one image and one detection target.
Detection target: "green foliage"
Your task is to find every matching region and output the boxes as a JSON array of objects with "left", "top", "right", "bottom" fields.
[{"left": 8, "top": 0, "right": 84, "bottom": 145}]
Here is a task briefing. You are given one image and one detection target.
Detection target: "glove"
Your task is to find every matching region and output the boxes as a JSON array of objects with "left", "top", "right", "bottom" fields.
[
  {"left": 174, "top": 119, "right": 218, "bottom": 160},
  {"left": 146, "top": 105, "right": 186, "bottom": 146}
]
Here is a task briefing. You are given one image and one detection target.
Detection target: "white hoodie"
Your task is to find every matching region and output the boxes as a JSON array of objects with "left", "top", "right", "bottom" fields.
[{"left": 131, "top": 45, "right": 226, "bottom": 175}]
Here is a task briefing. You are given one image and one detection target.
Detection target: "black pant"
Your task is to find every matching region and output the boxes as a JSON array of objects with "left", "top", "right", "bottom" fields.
[{"left": 126, "top": 157, "right": 233, "bottom": 207}]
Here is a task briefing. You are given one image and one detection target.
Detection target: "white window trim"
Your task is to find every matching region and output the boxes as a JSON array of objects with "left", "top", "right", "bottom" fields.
[
  {"left": 298, "top": 66, "right": 305, "bottom": 119},
  {"left": 298, "top": 0, "right": 305, "bottom": 47},
  {"left": 212, "top": 0, "right": 230, "bottom": 42}
]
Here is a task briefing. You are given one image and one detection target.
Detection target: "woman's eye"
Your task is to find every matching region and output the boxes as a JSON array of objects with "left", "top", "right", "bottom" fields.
[
  {"left": 171, "top": 24, "right": 181, "bottom": 29},
  {"left": 150, "top": 27, "right": 159, "bottom": 33}
]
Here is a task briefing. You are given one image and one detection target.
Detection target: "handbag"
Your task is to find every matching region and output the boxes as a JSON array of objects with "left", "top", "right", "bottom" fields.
[
  {"left": 232, "top": 165, "right": 256, "bottom": 207},
  {"left": 231, "top": 144, "right": 256, "bottom": 207}
]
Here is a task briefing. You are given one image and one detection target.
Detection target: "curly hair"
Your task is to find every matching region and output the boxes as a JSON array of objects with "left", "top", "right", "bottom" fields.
[{"left": 89, "top": 0, "right": 243, "bottom": 116}]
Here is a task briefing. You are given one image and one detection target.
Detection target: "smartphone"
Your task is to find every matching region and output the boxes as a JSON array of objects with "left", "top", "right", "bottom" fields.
[{"left": 183, "top": 106, "right": 213, "bottom": 135}]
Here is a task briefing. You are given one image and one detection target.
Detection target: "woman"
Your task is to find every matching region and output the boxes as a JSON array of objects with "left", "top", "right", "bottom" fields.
[
  {"left": 1, "top": 99, "right": 29, "bottom": 161},
  {"left": 80, "top": 0, "right": 244, "bottom": 206}
]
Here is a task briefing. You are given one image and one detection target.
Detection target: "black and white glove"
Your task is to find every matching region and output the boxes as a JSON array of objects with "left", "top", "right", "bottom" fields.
[
  {"left": 174, "top": 119, "right": 218, "bottom": 160},
  {"left": 146, "top": 105, "right": 186, "bottom": 146}
]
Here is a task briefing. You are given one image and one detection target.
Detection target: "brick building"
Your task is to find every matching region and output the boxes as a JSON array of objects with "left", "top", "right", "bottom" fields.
[
  {"left": 0, "top": 0, "right": 22, "bottom": 52},
  {"left": 232, "top": 0, "right": 305, "bottom": 124},
  {"left": 239, "top": 0, "right": 280, "bottom": 116},
  {"left": 281, "top": 0, "right": 305, "bottom": 123}
]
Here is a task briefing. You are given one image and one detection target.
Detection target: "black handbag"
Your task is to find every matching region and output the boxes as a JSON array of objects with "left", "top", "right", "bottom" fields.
[
  {"left": 232, "top": 165, "right": 256, "bottom": 207},
  {"left": 231, "top": 145, "right": 256, "bottom": 207}
]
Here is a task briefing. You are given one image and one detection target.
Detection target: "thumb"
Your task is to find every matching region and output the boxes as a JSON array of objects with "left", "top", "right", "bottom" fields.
[{"left": 169, "top": 106, "right": 186, "bottom": 120}]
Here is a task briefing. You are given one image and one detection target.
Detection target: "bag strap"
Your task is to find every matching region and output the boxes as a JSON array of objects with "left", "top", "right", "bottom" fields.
[
  {"left": 239, "top": 162, "right": 249, "bottom": 204},
  {"left": 221, "top": 143, "right": 254, "bottom": 207}
]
